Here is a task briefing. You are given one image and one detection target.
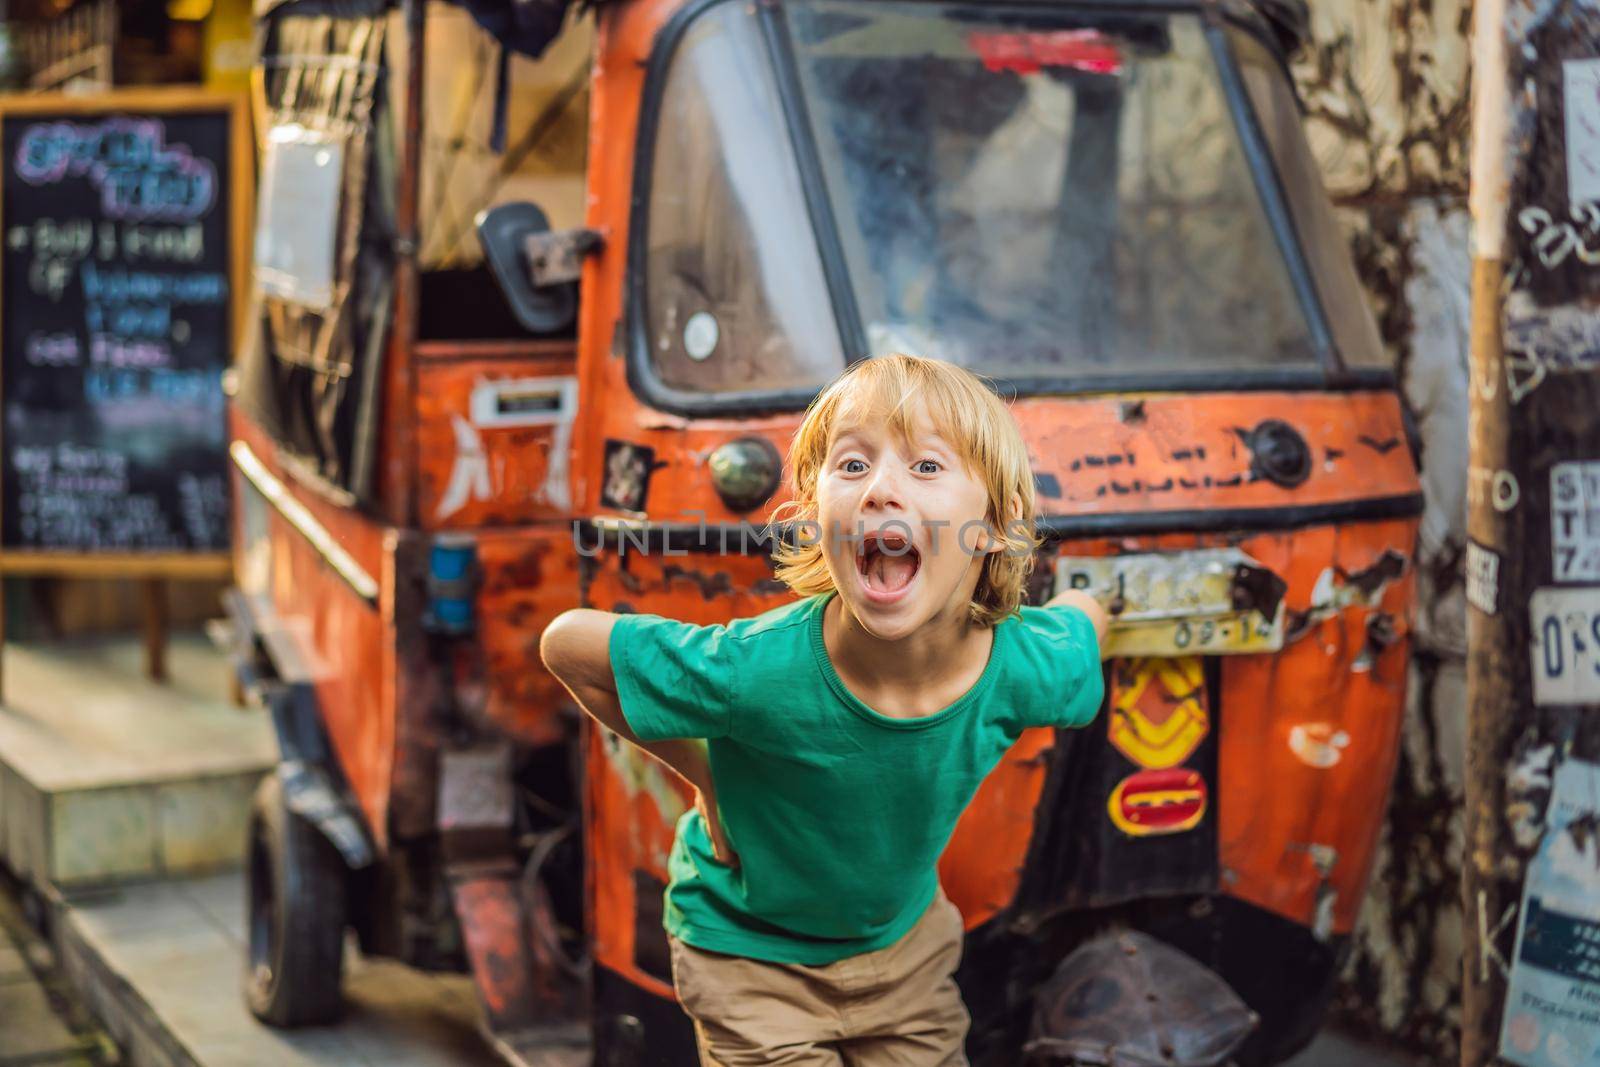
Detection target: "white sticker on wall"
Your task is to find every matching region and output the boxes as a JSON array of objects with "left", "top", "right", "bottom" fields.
[
  {"left": 1565, "top": 59, "right": 1600, "bottom": 207},
  {"left": 1552, "top": 462, "right": 1600, "bottom": 583},
  {"left": 468, "top": 375, "right": 577, "bottom": 428},
  {"left": 1467, "top": 540, "right": 1501, "bottom": 615},
  {"left": 1531, "top": 587, "right": 1600, "bottom": 706}
]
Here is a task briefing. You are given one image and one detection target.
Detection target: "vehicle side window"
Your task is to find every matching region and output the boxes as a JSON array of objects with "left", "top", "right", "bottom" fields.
[
  {"left": 1232, "top": 31, "right": 1388, "bottom": 368},
  {"left": 643, "top": 4, "right": 845, "bottom": 394}
]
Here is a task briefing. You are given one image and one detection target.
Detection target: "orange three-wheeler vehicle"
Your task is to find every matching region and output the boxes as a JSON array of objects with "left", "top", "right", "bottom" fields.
[{"left": 225, "top": 0, "right": 1421, "bottom": 1063}]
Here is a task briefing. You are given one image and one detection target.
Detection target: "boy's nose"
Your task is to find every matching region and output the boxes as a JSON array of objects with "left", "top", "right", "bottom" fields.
[{"left": 860, "top": 466, "right": 906, "bottom": 513}]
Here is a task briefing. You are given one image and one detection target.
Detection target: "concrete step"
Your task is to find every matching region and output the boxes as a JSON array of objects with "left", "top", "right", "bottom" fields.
[
  {"left": 0, "top": 634, "right": 276, "bottom": 891},
  {"left": 52, "top": 872, "right": 502, "bottom": 1067}
]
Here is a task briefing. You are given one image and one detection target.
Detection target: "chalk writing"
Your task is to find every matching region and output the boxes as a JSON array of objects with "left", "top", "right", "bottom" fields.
[
  {"left": 1469, "top": 466, "right": 1522, "bottom": 513},
  {"left": 1518, "top": 205, "right": 1600, "bottom": 271},
  {"left": 0, "top": 108, "right": 232, "bottom": 553},
  {"left": 13, "top": 118, "right": 215, "bottom": 221},
  {"left": 1504, "top": 293, "right": 1600, "bottom": 403}
]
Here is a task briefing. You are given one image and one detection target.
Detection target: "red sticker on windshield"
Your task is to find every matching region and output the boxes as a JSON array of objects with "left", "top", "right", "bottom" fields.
[{"left": 968, "top": 30, "right": 1123, "bottom": 76}]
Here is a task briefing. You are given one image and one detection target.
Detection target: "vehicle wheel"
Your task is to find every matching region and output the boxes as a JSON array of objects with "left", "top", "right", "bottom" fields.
[{"left": 244, "top": 771, "right": 348, "bottom": 1027}]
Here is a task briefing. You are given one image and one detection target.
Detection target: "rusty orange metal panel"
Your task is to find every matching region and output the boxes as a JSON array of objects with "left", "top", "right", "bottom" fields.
[
  {"left": 231, "top": 414, "right": 396, "bottom": 853},
  {"left": 414, "top": 349, "right": 579, "bottom": 530},
  {"left": 1216, "top": 520, "right": 1415, "bottom": 936},
  {"left": 940, "top": 726, "right": 1058, "bottom": 928},
  {"left": 571, "top": 0, "right": 687, "bottom": 519},
  {"left": 448, "top": 863, "right": 574, "bottom": 1027},
  {"left": 472, "top": 528, "right": 584, "bottom": 748},
  {"left": 387, "top": 530, "right": 442, "bottom": 840},
  {"left": 1013, "top": 391, "right": 1418, "bottom": 515},
  {"left": 579, "top": 549, "right": 788, "bottom": 619},
  {"left": 586, "top": 714, "right": 682, "bottom": 999},
  {"left": 576, "top": 392, "right": 1417, "bottom": 538}
]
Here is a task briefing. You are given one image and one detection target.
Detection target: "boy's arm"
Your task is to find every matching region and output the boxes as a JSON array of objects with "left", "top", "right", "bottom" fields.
[
  {"left": 538, "top": 609, "right": 644, "bottom": 741},
  {"left": 1044, "top": 588, "right": 1110, "bottom": 657},
  {"left": 539, "top": 609, "right": 737, "bottom": 863}
]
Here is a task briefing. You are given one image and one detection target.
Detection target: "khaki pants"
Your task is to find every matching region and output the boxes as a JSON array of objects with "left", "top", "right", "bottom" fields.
[{"left": 667, "top": 890, "right": 971, "bottom": 1066}]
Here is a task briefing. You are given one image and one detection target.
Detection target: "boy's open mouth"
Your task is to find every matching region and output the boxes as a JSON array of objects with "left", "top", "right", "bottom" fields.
[{"left": 856, "top": 530, "right": 921, "bottom": 597}]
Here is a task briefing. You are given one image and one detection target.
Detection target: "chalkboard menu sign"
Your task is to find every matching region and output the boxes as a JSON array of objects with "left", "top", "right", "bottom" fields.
[{"left": 0, "top": 90, "right": 248, "bottom": 570}]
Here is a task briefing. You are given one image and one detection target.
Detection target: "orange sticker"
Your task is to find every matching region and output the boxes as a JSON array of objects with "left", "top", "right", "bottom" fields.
[
  {"left": 1108, "top": 768, "right": 1207, "bottom": 837},
  {"left": 1108, "top": 656, "right": 1209, "bottom": 769}
]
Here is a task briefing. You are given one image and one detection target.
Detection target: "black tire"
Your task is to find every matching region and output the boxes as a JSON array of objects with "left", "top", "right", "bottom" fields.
[{"left": 244, "top": 771, "right": 348, "bottom": 1027}]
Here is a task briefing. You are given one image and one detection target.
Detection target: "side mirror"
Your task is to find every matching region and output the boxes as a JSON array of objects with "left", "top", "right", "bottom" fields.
[{"left": 474, "top": 202, "right": 601, "bottom": 335}]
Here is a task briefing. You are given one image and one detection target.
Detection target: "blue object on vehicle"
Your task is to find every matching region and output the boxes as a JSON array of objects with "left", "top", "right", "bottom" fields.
[{"left": 426, "top": 535, "right": 479, "bottom": 636}]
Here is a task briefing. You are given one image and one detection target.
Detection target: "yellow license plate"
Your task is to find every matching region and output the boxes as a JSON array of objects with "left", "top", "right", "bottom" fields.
[{"left": 1054, "top": 549, "right": 1286, "bottom": 658}]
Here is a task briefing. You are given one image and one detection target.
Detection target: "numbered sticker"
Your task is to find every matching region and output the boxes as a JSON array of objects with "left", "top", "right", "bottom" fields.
[
  {"left": 1169, "top": 614, "right": 1270, "bottom": 651},
  {"left": 1531, "top": 587, "right": 1600, "bottom": 706},
  {"left": 1552, "top": 462, "right": 1600, "bottom": 583}
]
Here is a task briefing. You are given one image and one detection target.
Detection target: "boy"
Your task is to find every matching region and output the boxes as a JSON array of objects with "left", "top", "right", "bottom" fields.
[{"left": 541, "top": 354, "right": 1108, "bottom": 1066}]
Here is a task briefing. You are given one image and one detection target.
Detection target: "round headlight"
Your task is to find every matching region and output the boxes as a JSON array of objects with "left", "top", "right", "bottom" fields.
[
  {"left": 1243, "top": 419, "right": 1311, "bottom": 488},
  {"left": 708, "top": 437, "right": 782, "bottom": 513}
]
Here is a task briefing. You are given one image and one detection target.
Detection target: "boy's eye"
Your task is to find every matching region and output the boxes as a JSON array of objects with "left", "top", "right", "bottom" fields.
[
  {"left": 841, "top": 458, "right": 868, "bottom": 474},
  {"left": 914, "top": 459, "right": 942, "bottom": 475}
]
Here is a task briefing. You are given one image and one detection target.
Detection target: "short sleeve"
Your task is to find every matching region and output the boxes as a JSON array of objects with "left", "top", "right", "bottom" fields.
[
  {"left": 608, "top": 612, "right": 736, "bottom": 741},
  {"left": 1011, "top": 604, "right": 1105, "bottom": 730}
]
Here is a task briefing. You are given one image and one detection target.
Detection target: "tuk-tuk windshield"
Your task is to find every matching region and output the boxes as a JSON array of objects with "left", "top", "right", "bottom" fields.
[{"left": 784, "top": 3, "right": 1320, "bottom": 380}]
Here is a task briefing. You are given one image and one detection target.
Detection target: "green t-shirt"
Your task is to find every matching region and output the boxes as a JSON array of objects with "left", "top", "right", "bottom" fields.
[{"left": 608, "top": 589, "right": 1103, "bottom": 965}]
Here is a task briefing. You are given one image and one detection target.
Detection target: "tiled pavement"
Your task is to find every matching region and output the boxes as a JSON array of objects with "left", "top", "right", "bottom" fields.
[{"left": 0, "top": 869, "right": 114, "bottom": 1067}]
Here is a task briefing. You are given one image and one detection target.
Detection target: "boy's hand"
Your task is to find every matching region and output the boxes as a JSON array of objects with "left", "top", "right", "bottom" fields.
[
  {"left": 651, "top": 738, "right": 739, "bottom": 867},
  {"left": 696, "top": 786, "right": 739, "bottom": 868}
]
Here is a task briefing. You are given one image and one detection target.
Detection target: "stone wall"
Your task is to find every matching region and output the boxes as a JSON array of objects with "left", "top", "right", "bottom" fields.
[{"left": 1289, "top": 1, "right": 1472, "bottom": 1058}]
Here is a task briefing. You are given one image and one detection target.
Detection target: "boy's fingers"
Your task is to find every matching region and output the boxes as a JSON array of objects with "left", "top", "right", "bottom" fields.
[
  {"left": 709, "top": 819, "right": 738, "bottom": 864},
  {"left": 711, "top": 834, "right": 738, "bottom": 865},
  {"left": 696, "top": 793, "right": 740, "bottom": 866}
]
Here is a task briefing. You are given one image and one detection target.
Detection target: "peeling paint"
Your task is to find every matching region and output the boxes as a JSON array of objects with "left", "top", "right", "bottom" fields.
[
  {"left": 1509, "top": 743, "right": 1558, "bottom": 848},
  {"left": 598, "top": 726, "right": 687, "bottom": 847},
  {"left": 1285, "top": 551, "right": 1408, "bottom": 645},
  {"left": 1289, "top": 722, "right": 1352, "bottom": 768},
  {"left": 436, "top": 415, "right": 492, "bottom": 520}
]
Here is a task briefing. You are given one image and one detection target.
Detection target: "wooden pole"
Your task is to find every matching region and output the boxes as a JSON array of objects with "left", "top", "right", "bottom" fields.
[
  {"left": 387, "top": 0, "right": 425, "bottom": 530},
  {"left": 142, "top": 577, "right": 166, "bottom": 683},
  {"left": 1463, "top": 1, "right": 1600, "bottom": 1062}
]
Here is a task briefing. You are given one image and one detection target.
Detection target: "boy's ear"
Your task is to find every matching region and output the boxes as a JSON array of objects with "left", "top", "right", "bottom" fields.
[{"left": 982, "top": 492, "right": 1026, "bottom": 556}]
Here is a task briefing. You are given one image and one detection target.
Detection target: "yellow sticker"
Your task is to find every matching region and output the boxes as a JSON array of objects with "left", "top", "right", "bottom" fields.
[{"left": 1108, "top": 656, "right": 1209, "bottom": 770}]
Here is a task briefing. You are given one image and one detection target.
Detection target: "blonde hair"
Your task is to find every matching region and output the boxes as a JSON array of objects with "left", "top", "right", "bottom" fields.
[{"left": 769, "top": 353, "right": 1040, "bottom": 627}]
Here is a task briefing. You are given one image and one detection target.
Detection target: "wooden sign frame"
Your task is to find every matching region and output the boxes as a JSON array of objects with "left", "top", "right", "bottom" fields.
[{"left": 0, "top": 87, "right": 252, "bottom": 687}]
